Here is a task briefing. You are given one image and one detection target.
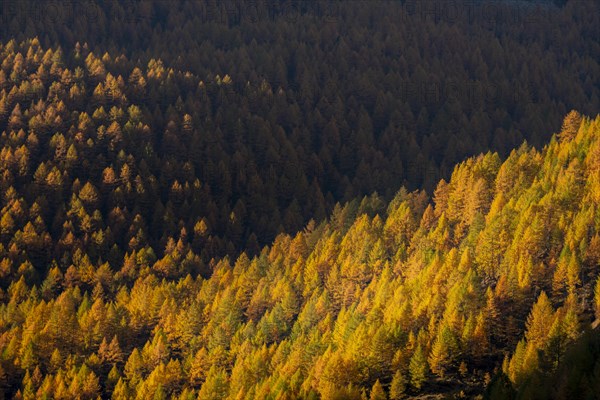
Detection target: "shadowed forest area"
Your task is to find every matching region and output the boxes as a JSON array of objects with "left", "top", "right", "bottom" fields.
[
  {"left": 0, "top": 0, "right": 597, "bottom": 255},
  {"left": 0, "top": 0, "right": 598, "bottom": 399}
]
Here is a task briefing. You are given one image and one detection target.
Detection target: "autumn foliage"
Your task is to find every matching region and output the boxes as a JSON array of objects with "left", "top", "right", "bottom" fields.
[{"left": 0, "top": 47, "right": 598, "bottom": 397}]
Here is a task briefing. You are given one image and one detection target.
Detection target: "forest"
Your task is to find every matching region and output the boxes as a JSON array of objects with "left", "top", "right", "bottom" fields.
[
  {"left": 2, "top": 102, "right": 600, "bottom": 398},
  {"left": 0, "top": 0, "right": 598, "bottom": 399},
  {"left": 0, "top": 0, "right": 596, "bottom": 258}
]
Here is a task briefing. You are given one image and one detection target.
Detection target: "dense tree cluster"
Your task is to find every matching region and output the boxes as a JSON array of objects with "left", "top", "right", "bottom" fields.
[
  {"left": 0, "top": 1, "right": 597, "bottom": 257},
  {"left": 489, "top": 325, "right": 600, "bottom": 399},
  {"left": 0, "top": 37, "right": 339, "bottom": 262},
  {"left": 0, "top": 0, "right": 598, "bottom": 398},
  {"left": 1, "top": 0, "right": 598, "bottom": 197},
  {"left": 1, "top": 103, "right": 600, "bottom": 397}
]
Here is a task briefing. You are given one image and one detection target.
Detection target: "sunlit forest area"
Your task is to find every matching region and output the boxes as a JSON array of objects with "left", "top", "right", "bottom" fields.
[{"left": 0, "top": 0, "right": 598, "bottom": 399}]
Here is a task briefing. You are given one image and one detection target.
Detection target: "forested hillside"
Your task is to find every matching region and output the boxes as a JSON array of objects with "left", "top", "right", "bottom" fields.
[
  {"left": 0, "top": 1, "right": 599, "bottom": 399},
  {"left": 1, "top": 107, "right": 600, "bottom": 398},
  {"left": 0, "top": 0, "right": 600, "bottom": 195},
  {"left": 0, "top": 0, "right": 600, "bottom": 256},
  {"left": 0, "top": 37, "right": 334, "bottom": 263}
]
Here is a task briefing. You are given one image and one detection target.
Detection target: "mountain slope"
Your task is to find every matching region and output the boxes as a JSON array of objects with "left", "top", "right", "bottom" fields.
[
  {"left": 2, "top": 112, "right": 599, "bottom": 398},
  {"left": 1, "top": 0, "right": 599, "bottom": 195}
]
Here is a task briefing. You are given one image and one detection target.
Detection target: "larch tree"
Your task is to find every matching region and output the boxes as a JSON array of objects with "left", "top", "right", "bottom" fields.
[{"left": 409, "top": 345, "right": 428, "bottom": 391}]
